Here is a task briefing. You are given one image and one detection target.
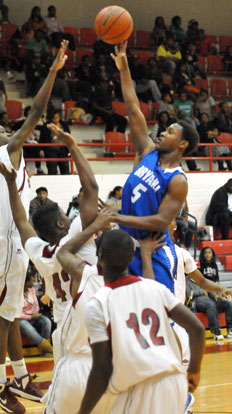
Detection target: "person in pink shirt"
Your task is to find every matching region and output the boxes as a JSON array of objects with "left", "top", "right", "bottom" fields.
[{"left": 19, "top": 267, "right": 53, "bottom": 355}]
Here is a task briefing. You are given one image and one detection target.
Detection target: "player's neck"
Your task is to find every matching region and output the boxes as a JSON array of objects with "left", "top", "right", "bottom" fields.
[
  {"left": 103, "top": 269, "right": 128, "bottom": 283},
  {"left": 158, "top": 151, "right": 181, "bottom": 169}
]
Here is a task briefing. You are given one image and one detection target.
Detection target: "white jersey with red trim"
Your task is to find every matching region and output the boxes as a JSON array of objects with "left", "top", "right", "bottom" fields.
[
  {"left": 174, "top": 244, "right": 197, "bottom": 304},
  {"left": 24, "top": 217, "right": 97, "bottom": 323},
  {"left": 86, "top": 276, "right": 184, "bottom": 394}
]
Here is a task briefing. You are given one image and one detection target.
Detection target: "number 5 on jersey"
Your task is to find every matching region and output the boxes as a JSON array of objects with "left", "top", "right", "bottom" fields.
[
  {"left": 126, "top": 308, "right": 165, "bottom": 349},
  {"left": 131, "top": 183, "right": 148, "bottom": 203}
]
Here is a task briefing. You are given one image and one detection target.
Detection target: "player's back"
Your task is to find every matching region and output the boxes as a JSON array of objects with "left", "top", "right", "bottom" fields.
[{"left": 93, "top": 276, "right": 184, "bottom": 394}]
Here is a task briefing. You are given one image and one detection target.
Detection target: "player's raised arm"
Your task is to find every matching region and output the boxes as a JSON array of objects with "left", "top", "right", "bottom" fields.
[
  {"left": 0, "top": 162, "right": 37, "bottom": 247},
  {"left": 46, "top": 124, "right": 98, "bottom": 229},
  {"left": 139, "top": 235, "right": 167, "bottom": 279},
  {"left": 7, "top": 40, "right": 68, "bottom": 170},
  {"left": 111, "top": 173, "right": 188, "bottom": 232},
  {"left": 111, "top": 42, "right": 154, "bottom": 159}
]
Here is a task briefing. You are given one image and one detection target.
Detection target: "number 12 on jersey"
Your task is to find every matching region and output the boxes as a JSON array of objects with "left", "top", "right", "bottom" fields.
[{"left": 126, "top": 308, "right": 165, "bottom": 349}]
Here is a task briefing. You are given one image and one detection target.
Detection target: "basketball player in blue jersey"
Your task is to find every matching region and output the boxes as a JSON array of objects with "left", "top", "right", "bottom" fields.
[{"left": 110, "top": 43, "right": 199, "bottom": 293}]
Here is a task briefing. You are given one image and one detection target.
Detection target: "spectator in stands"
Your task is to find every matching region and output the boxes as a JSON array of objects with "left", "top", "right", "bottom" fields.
[
  {"left": 151, "top": 16, "right": 167, "bottom": 47},
  {"left": 197, "top": 112, "right": 231, "bottom": 171},
  {"left": 93, "top": 39, "right": 114, "bottom": 62},
  {"left": 157, "top": 33, "right": 182, "bottom": 75},
  {"left": 186, "top": 20, "right": 199, "bottom": 44},
  {"left": 44, "top": 5, "right": 75, "bottom": 50},
  {"left": 206, "top": 178, "right": 232, "bottom": 239},
  {"left": 186, "top": 276, "right": 232, "bottom": 340},
  {"left": 29, "top": 187, "right": 54, "bottom": 221},
  {"left": 0, "top": 0, "right": 9, "bottom": 24},
  {"left": 174, "top": 90, "right": 197, "bottom": 128},
  {"left": 222, "top": 45, "right": 232, "bottom": 72},
  {"left": 66, "top": 189, "right": 82, "bottom": 221},
  {"left": 129, "top": 56, "right": 161, "bottom": 102},
  {"left": 39, "top": 109, "right": 70, "bottom": 175},
  {"left": 199, "top": 247, "right": 219, "bottom": 283},
  {"left": 158, "top": 91, "right": 176, "bottom": 120},
  {"left": 67, "top": 54, "right": 95, "bottom": 100},
  {"left": 19, "top": 266, "right": 53, "bottom": 355},
  {"left": 150, "top": 110, "right": 172, "bottom": 140},
  {"left": 0, "top": 112, "right": 13, "bottom": 136},
  {"left": 93, "top": 53, "right": 114, "bottom": 83},
  {"left": 183, "top": 42, "right": 207, "bottom": 79},
  {"left": 175, "top": 200, "right": 197, "bottom": 249},
  {"left": 173, "top": 61, "right": 200, "bottom": 102},
  {"left": 215, "top": 102, "right": 232, "bottom": 133},
  {"left": 91, "top": 79, "right": 127, "bottom": 133},
  {"left": 146, "top": 57, "right": 163, "bottom": 86},
  {"left": 25, "top": 29, "right": 49, "bottom": 64},
  {"left": 106, "top": 186, "right": 123, "bottom": 212},
  {"left": 22, "top": 6, "right": 47, "bottom": 40},
  {"left": 196, "top": 89, "right": 216, "bottom": 119},
  {"left": 195, "top": 29, "right": 213, "bottom": 56},
  {"left": 170, "top": 16, "right": 186, "bottom": 48}
]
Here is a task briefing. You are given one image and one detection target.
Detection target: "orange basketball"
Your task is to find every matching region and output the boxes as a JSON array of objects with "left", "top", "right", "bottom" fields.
[{"left": 94, "top": 5, "right": 133, "bottom": 44}]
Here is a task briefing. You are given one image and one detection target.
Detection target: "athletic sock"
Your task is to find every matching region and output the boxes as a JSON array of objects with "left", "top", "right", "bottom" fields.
[
  {"left": 11, "top": 359, "right": 28, "bottom": 379},
  {"left": 0, "top": 363, "right": 7, "bottom": 384}
]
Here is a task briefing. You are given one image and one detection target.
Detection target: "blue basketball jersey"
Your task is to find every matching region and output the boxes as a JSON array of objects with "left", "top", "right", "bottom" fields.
[{"left": 120, "top": 149, "right": 186, "bottom": 292}]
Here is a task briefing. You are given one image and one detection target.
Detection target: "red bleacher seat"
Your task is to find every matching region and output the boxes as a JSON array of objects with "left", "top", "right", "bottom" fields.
[
  {"left": 195, "top": 312, "right": 226, "bottom": 329},
  {"left": 207, "top": 55, "right": 222, "bottom": 73},
  {"left": 127, "top": 31, "right": 135, "bottom": 48},
  {"left": 112, "top": 101, "right": 127, "bottom": 117},
  {"left": 136, "top": 30, "right": 153, "bottom": 49},
  {"left": 79, "top": 28, "right": 97, "bottom": 46},
  {"left": 219, "top": 35, "right": 232, "bottom": 53},
  {"left": 60, "top": 49, "right": 75, "bottom": 69},
  {"left": 197, "top": 240, "right": 232, "bottom": 255},
  {"left": 5, "top": 100, "right": 23, "bottom": 121},
  {"left": 218, "top": 255, "right": 232, "bottom": 271},
  {"left": 194, "top": 78, "right": 208, "bottom": 91},
  {"left": 139, "top": 102, "right": 149, "bottom": 120},
  {"left": 105, "top": 131, "right": 127, "bottom": 153},
  {"left": 62, "top": 100, "right": 90, "bottom": 125},
  {"left": 136, "top": 51, "right": 153, "bottom": 64},
  {"left": 217, "top": 132, "right": 232, "bottom": 143},
  {"left": 75, "top": 49, "right": 93, "bottom": 65},
  {"left": 64, "top": 26, "right": 79, "bottom": 46},
  {"left": 198, "top": 55, "right": 206, "bottom": 71},
  {"left": 209, "top": 78, "right": 227, "bottom": 98},
  {"left": 227, "top": 79, "right": 232, "bottom": 97},
  {"left": 151, "top": 102, "right": 160, "bottom": 120},
  {"left": 206, "top": 34, "right": 218, "bottom": 45},
  {"left": 0, "top": 23, "right": 19, "bottom": 55}
]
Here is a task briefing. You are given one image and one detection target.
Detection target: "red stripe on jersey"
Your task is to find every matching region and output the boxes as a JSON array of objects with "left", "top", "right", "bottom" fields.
[
  {"left": 0, "top": 284, "right": 7, "bottom": 305},
  {"left": 18, "top": 167, "right": 26, "bottom": 193},
  {"left": 105, "top": 275, "right": 142, "bottom": 290},
  {"left": 42, "top": 241, "right": 60, "bottom": 258},
  {"left": 72, "top": 291, "right": 83, "bottom": 308}
]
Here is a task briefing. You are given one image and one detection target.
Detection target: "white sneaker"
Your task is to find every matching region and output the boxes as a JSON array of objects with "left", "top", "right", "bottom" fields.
[
  {"left": 184, "top": 393, "right": 195, "bottom": 414},
  {"left": 214, "top": 334, "right": 224, "bottom": 341}
]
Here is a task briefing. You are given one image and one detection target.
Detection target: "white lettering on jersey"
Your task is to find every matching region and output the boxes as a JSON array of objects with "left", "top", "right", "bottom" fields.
[{"left": 134, "top": 165, "right": 161, "bottom": 193}]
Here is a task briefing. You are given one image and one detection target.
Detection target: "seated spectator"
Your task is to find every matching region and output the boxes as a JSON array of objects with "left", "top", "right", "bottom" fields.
[
  {"left": 157, "top": 33, "right": 182, "bottom": 75},
  {"left": 145, "top": 57, "right": 163, "bottom": 86},
  {"left": 0, "top": 0, "right": 9, "bottom": 24},
  {"left": 93, "top": 39, "right": 114, "bottom": 62},
  {"left": 106, "top": 186, "right": 123, "bottom": 212},
  {"left": 22, "top": 6, "right": 47, "bottom": 40},
  {"left": 183, "top": 42, "right": 207, "bottom": 79},
  {"left": 19, "top": 266, "right": 53, "bottom": 355},
  {"left": 195, "top": 29, "right": 213, "bottom": 56},
  {"left": 66, "top": 189, "right": 82, "bottom": 221},
  {"left": 186, "top": 20, "right": 199, "bottom": 44},
  {"left": 150, "top": 110, "right": 172, "bottom": 140},
  {"left": 91, "top": 79, "right": 127, "bottom": 133},
  {"left": 39, "top": 109, "right": 70, "bottom": 175},
  {"left": 222, "top": 45, "right": 232, "bottom": 72},
  {"left": 215, "top": 102, "right": 232, "bottom": 133},
  {"left": 129, "top": 56, "right": 161, "bottom": 103},
  {"left": 44, "top": 5, "right": 75, "bottom": 50},
  {"left": 197, "top": 112, "right": 231, "bottom": 171},
  {"left": 170, "top": 16, "right": 186, "bottom": 48},
  {"left": 25, "top": 29, "right": 49, "bottom": 64},
  {"left": 0, "top": 112, "right": 13, "bottom": 136},
  {"left": 175, "top": 201, "right": 197, "bottom": 249},
  {"left": 14, "top": 106, "right": 45, "bottom": 174},
  {"left": 67, "top": 54, "right": 95, "bottom": 100},
  {"left": 173, "top": 90, "right": 197, "bottom": 129},
  {"left": 173, "top": 61, "right": 200, "bottom": 102},
  {"left": 186, "top": 276, "right": 232, "bottom": 340},
  {"left": 199, "top": 247, "right": 219, "bottom": 283},
  {"left": 29, "top": 186, "right": 54, "bottom": 221},
  {"left": 151, "top": 16, "right": 167, "bottom": 47},
  {"left": 158, "top": 91, "right": 176, "bottom": 120},
  {"left": 196, "top": 89, "right": 216, "bottom": 119},
  {"left": 206, "top": 178, "right": 232, "bottom": 239},
  {"left": 93, "top": 53, "right": 114, "bottom": 82}
]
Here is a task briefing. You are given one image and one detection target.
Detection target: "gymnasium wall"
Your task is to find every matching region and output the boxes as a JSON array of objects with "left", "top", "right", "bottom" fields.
[
  {"left": 7, "top": 0, "right": 232, "bottom": 36},
  {"left": 30, "top": 172, "right": 231, "bottom": 225}
]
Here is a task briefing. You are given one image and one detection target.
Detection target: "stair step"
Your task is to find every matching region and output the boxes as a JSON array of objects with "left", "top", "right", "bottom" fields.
[{"left": 218, "top": 255, "right": 232, "bottom": 270}]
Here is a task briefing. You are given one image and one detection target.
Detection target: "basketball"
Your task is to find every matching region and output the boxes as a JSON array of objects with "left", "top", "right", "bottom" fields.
[{"left": 94, "top": 5, "right": 133, "bottom": 44}]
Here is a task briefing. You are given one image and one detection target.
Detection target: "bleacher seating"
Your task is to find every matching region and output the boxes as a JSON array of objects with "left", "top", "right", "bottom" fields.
[
  {"left": 209, "top": 78, "right": 227, "bottom": 98},
  {"left": 136, "top": 30, "right": 153, "bottom": 49},
  {"left": 5, "top": 100, "right": 23, "bottom": 121},
  {"left": 218, "top": 35, "right": 232, "bottom": 53},
  {"left": 64, "top": 26, "right": 79, "bottom": 47},
  {"left": 75, "top": 48, "right": 93, "bottom": 64},
  {"left": 105, "top": 131, "right": 127, "bottom": 153},
  {"left": 79, "top": 28, "right": 97, "bottom": 46}
]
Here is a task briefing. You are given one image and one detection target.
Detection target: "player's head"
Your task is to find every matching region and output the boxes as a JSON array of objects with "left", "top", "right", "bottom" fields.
[
  {"left": 156, "top": 120, "right": 199, "bottom": 157},
  {"left": 225, "top": 178, "right": 232, "bottom": 193},
  {"left": 97, "top": 230, "right": 134, "bottom": 280},
  {"left": 32, "top": 202, "right": 70, "bottom": 244}
]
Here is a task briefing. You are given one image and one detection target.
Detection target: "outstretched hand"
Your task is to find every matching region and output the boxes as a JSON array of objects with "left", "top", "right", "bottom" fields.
[
  {"left": 50, "top": 40, "right": 69, "bottom": 72},
  {"left": 94, "top": 208, "right": 115, "bottom": 230},
  {"left": 47, "top": 124, "right": 76, "bottom": 148},
  {"left": 0, "top": 162, "right": 17, "bottom": 182},
  {"left": 110, "top": 41, "right": 128, "bottom": 71},
  {"left": 139, "top": 234, "right": 167, "bottom": 254}
]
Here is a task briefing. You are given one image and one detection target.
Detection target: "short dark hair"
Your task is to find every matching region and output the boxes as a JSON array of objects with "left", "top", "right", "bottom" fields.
[
  {"left": 98, "top": 230, "right": 134, "bottom": 275},
  {"left": 48, "top": 5, "right": 55, "bottom": 12},
  {"left": 32, "top": 202, "right": 61, "bottom": 239},
  {"left": 177, "top": 120, "right": 199, "bottom": 156},
  {"left": 36, "top": 186, "right": 48, "bottom": 194}
]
